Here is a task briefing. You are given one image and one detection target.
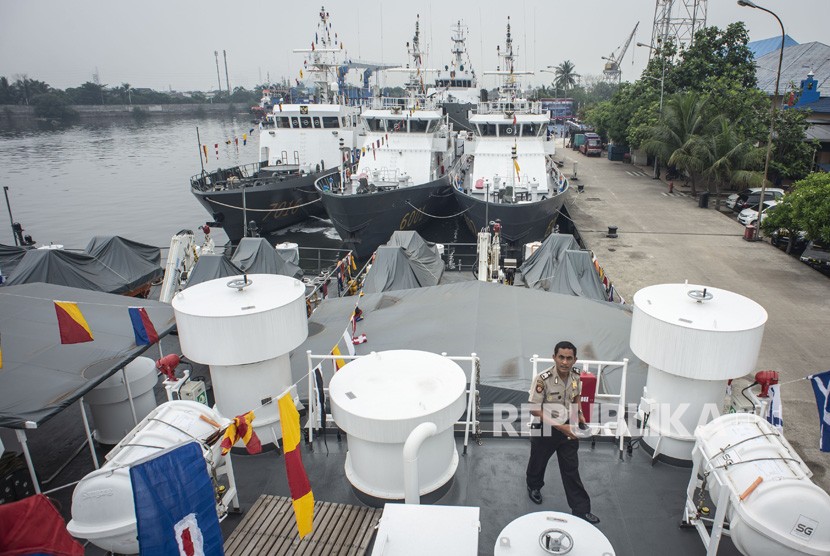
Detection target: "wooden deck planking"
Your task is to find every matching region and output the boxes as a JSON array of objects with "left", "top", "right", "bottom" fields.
[{"left": 225, "top": 495, "right": 382, "bottom": 556}]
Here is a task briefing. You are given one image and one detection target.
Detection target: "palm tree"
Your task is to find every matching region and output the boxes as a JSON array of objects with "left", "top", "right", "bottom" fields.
[
  {"left": 120, "top": 83, "right": 132, "bottom": 105},
  {"left": 641, "top": 91, "right": 711, "bottom": 196},
  {"left": 701, "top": 118, "right": 764, "bottom": 201},
  {"left": 554, "top": 60, "right": 579, "bottom": 91}
]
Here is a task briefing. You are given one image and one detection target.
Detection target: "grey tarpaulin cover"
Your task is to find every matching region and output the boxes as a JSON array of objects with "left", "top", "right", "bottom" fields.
[
  {"left": 84, "top": 236, "right": 164, "bottom": 292},
  {"left": 4, "top": 249, "right": 154, "bottom": 295},
  {"left": 550, "top": 250, "right": 608, "bottom": 301},
  {"left": 361, "top": 247, "right": 423, "bottom": 293},
  {"left": 519, "top": 234, "right": 607, "bottom": 300},
  {"left": 289, "top": 280, "right": 644, "bottom": 406},
  {"left": 230, "top": 238, "right": 302, "bottom": 280},
  {"left": 385, "top": 231, "right": 444, "bottom": 286},
  {"left": 0, "top": 283, "right": 175, "bottom": 428},
  {"left": 185, "top": 255, "right": 243, "bottom": 289},
  {"left": 0, "top": 244, "right": 29, "bottom": 278}
]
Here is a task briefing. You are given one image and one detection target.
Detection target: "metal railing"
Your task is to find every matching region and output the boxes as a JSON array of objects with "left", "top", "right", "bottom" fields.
[{"left": 530, "top": 355, "right": 630, "bottom": 459}]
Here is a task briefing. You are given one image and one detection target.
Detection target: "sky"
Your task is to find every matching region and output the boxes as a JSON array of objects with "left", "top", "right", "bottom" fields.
[{"left": 0, "top": 0, "right": 826, "bottom": 93}]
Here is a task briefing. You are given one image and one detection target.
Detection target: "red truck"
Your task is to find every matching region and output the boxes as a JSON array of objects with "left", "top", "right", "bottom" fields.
[{"left": 579, "top": 132, "right": 602, "bottom": 156}]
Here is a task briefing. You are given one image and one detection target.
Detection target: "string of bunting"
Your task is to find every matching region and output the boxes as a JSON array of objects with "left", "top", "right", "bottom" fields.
[
  {"left": 200, "top": 128, "right": 256, "bottom": 163},
  {"left": 590, "top": 253, "right": 624, "bottom": 304}
]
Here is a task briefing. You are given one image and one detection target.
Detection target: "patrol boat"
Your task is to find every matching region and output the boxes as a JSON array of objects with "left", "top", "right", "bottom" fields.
[
  {"left": 453, "top": 17, "right": 570, "bottom": 253},
  {"left": 315, "top": 15, "right": 461, "bottom": 259},
  {"left": 190, "top": 6, "right": 361, "bottom": 243}
]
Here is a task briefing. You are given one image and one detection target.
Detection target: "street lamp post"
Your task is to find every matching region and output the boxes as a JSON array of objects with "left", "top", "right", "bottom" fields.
[
  {"left": 637, "top": 42, "right": 666, "bottom": 179},
  {"left": 738, "top": 0, "right": 785, "bottom": 240}
]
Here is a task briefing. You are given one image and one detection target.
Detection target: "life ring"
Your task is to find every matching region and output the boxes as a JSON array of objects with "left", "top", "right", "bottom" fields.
[{"left": 505, "top": 126, "right": 514, "bottom": 135}]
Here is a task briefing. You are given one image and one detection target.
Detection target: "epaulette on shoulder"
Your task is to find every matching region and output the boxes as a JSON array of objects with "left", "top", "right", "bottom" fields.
[
  {"left": 539, "top": 370, "right": 552, "bottom": 380},
  {"left": 571, "top": 367, "right": 581, "bottom": 375}
]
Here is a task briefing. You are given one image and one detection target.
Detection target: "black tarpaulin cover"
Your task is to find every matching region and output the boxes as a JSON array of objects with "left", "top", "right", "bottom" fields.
[
  {"left": 385, "top": 231, "right": 444, "bottom": 286},
  {"left": 0, "top": 244, "right": 29, "bottom": 278},
  {"left": 0, "top": 283, "right": 175, "bottom": 429},
  {"left": 361, "top": 246, "right": 423, "bottom": 293},
  {"left": 4, "top": 249, "right": 145, "bottom": 294},
  {"left": 184, "top": 255, "right": 243, "bottom": 289},
  {"left": 84, "top": 236, "right": 163, "bottom": 292},
  {"left": 230, "top": 238, "right": 302, "bottom": 279}
]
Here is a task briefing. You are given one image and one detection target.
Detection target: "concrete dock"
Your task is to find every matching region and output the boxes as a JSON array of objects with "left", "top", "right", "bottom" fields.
[{"left": 559, "top": 141, "right": 830, "bottom": 491}]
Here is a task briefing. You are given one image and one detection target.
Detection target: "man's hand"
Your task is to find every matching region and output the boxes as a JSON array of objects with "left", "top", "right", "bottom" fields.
[{"left": 556, "top": 424, "right": 579, "bottom": 440}]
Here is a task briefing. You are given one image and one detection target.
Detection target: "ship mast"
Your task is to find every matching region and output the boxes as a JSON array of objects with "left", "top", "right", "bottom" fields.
[
  {"left": 404, "top": 14, "right": 426, "bottom": 99},
  {"left": 496, "top": 17, "right": 519, "bottom": 101},
  {"left": 293, "top": 6, "right": 347, "bottom": 104}
]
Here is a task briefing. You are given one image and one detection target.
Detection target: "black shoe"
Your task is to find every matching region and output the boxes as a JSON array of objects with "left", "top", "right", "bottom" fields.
[
  {"left": 574, "top": 511, "right": 600, "bottom": 525},
  {"left": 527, "top": 486, "right": 543, "bottom": 504}
]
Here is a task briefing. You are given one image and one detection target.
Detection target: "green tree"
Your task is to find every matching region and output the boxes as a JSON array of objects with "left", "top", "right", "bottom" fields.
[
  {"left": 31, "top": 92, "right": 78, "bottom": 121},
  {"left": 786, "top": 173, "right": 830, "bottom": 244},
  {"left": 760, "top": 196, "right": 801, "bottom": 253},
  {"left": 701, "top": 118, "right": 764, "bottom": 197},
  {"left": 768, "top": 107, "right": 819, "bottom": 182},
  {"left": 640, "top": 91, "right": 711, "bottom": 195},
  {"left": 66, "top": 81, "right": 108, "bottom": 105},
  {"left": 12, "top": 75, "right": 51, "bottom": 105},
  {"left": 554, "top": 60, "right": 579, "bottom": 91},
  {"left": 0, "top": 77, "right": 14, "bottom": 104}
]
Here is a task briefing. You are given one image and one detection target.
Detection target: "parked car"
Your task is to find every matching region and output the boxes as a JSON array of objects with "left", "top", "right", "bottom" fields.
[
  {"left": 800, "top": 241, "right": 830, "bottom": 273},
  {"left": 727, "top": 187, "right": 785, "bottom": 212},
  {"left": 770, "top": 229, "right": 809, "bottom": 255},
  {"left": 737, "top": 200, "right": 778, "bottom": 226}
]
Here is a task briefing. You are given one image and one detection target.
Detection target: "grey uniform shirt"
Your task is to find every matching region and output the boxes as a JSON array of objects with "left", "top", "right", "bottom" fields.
[{"left": 529, "top": 366, "right": 582, "bottom": 421}]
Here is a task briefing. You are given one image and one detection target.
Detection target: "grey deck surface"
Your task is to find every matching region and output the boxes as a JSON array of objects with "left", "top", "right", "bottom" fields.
[{"left": 220, "top": 434, "right": 741, "bottom": 556}]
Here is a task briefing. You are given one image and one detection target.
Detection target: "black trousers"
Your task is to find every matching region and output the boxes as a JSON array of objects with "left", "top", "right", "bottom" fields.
[{"left": 526, "top": 427, "right": 591, "bottom": 514}]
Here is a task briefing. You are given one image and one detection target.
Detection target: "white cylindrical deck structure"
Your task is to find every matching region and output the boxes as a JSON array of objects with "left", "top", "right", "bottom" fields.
[
  {"left": 84, "top": 356, "right": 158, "bottom": 445},
  {"left": 172, "top": 274, "right": 307, "bottom": 445},
  {"left": 329, "top": 350, "right": 467, "bottom": 501},
  {"left": 67, "top": 401, "right": 229, "bottom": 554},
  {"left": 694, "top": 413, "right": 830, "bottom": 556},
  {"left": 494, "top": 511, "right": 615, "bottom": 555},
  {"left": 630, "top": 284, "right": 767, "bottom": 463}
]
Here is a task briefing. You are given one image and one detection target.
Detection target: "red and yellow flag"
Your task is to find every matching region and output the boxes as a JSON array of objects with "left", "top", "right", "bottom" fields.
[
  {"left": 278, "top": 394, "right": 314, "bottom": 538},
  {"left": 220, "top": 411, "right": 262, "bottom": 455},
  {"left": 54, "top": 301, "right": 93, "bottom": 344},
  {"left": 331, "top": 344, "right": 345, "bottom": 370}
]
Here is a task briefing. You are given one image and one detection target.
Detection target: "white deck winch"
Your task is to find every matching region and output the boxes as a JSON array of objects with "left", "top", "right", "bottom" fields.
[
  {"left": 172, "top": 274, "right": 308, "bottom": 445},
  {"left": 630, "top": 283, "right": 767, "bottom": 462},
  {"left": 329, "top": 350, "right": 467, "bottom": 501}
]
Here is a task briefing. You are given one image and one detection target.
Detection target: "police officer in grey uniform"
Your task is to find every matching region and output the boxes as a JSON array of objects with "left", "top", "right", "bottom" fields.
[{"left": 526, "top": 340, "right": 599, "bottom": 525}]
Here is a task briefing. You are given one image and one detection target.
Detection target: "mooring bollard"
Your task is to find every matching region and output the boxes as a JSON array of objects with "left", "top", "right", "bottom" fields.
[
  {"left": 577, "top": 184, "right": 585, "bottom": 193},
  {"left": 607, "top": 226, "right": 618, "bottom": 238}
]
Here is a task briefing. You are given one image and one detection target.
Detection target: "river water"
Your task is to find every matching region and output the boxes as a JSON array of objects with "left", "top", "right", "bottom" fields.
[
  {"left": 0, "top": 115, "right": 343, "bottom": 250},
  {"left": 0, "top": 115, "right": 473, "bottom": 256}
]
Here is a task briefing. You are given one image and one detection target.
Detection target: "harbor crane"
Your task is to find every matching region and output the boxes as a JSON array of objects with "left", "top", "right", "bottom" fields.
[{"left": 602, "top": 22, "right": 639, "bottom": 83}]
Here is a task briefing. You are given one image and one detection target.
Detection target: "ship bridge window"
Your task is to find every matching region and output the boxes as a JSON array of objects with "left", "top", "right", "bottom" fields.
[
  {"left": 522, "top": 123, "right": 538, "bottom": 137},
  {"left": 410, "top": 120, "right": 428, "bottom": 133},
  {"left": 277, "top": 117, "right": 290, "bottom": 128},
  {"left": 322, "top": 116, "right": 340, "bottom": 128},
  {"left": 477, "top": 123, "right": 497, "bottom": 136},
  {"left": 300, "top": 117, "right": 312, "bottom": 128},
  {"left": 365, "top": 118, "right": 383, "bottom": 132},
  {"left": 290, "top": 117, "right": 299, "bottom": 128},
  {"left": 499, "top": 124, "right": 518, "bottom": 137}
]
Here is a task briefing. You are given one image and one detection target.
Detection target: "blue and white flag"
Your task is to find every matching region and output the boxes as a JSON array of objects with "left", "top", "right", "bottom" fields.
[
  {"left": 130, "top": 442, "right": 224, "bottom": 556},
  {"left": 808, "top": 370, "right": 830, "bottom": 452},
  {"left": 765, "top": 384, "right": 783, "bottom": 433}
]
